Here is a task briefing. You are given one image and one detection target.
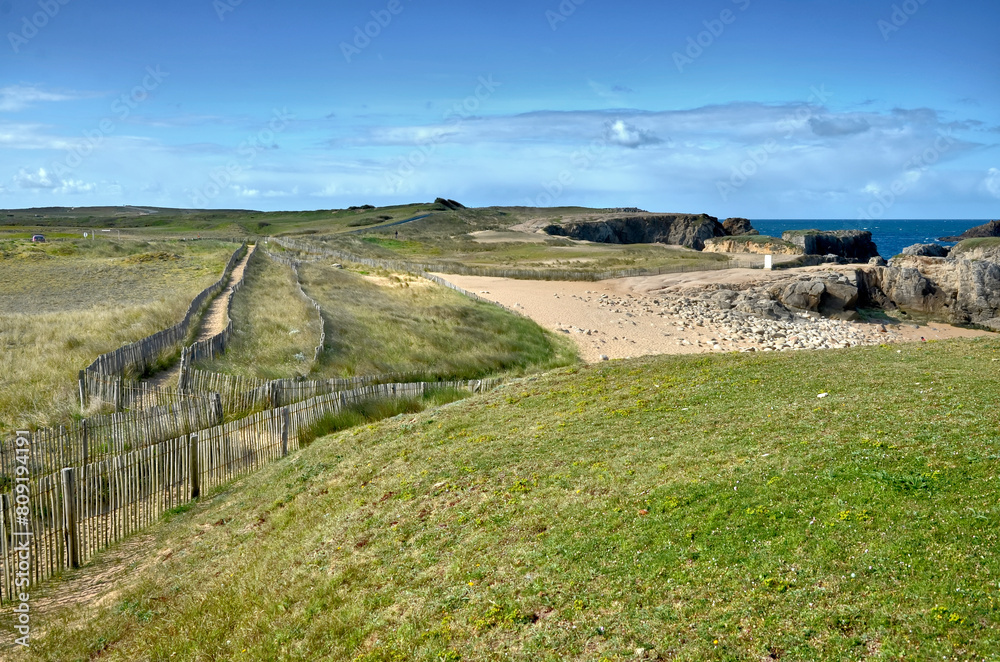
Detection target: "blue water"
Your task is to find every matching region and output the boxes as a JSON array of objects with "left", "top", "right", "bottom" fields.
[{"left": 750, "top": 220, "right": 990, "bottom": 259}]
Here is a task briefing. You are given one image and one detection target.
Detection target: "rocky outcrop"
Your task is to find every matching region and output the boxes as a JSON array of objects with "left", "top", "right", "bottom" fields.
[
  {"left": 859, "top": 254, "right": 1000, "bottom": 327},
  {"left": 543, "top": 214, "right": 726, "bottom": 250},
  {"left": 683, "top": 271, "right": 861, "bottom": 322},
  {"left": 901, "top": 243, "right": 950, "bottom": 257},
  {"left": 435, "top": 198, "right": 466, "bottom": 210},
  {"left": 951, "top": 239, "right": 1000, "bottom": 262},
  {"left": 722, "top": 217, "right": 757, "bottom": 236},
  {"left": 939, "top": 220, "right": 1000, "bottom": 242},
  {"left": 703, "top": 236, "right": 802, "bottom": 255},
  {"left": 782, "top": 230, "right": 881, "bottom": 261}
]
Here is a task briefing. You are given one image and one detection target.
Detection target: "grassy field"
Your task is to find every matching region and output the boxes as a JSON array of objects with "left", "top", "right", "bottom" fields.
[
  {"left": 295, "top": 262, "right": 575, "bottom": 380},
  {"left": 0, "top": 202, "right": 447, "bottom": 238},
  {"left": 0, "top": 238, "right": 236, "bottom": 432},
  {"left": 343, "top": 235, "right": 730, "bottom": 275},
  {"left": 193, "top": 252, "right": 323, "bottom": 381},
  {"left": 21, "top": 335, "right": 1000, "bottom": 660}
]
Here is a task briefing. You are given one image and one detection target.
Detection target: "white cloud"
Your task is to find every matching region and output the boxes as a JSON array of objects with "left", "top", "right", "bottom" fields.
[
  {"left": 985, "top": 168, "right": 1000, "bottom": 198},
  {"left": 0, "top": 85, "right": 80, "bottom": 112},
  {"left": 56, "top": 180, "right": 97, "bottom": 195},
  {"left": 604, "top": 119, "right": 662, "bottom": 148},
  {"left": 12, "top": 167, "right": 96, "bottom": 194},
  {"left": 14, "top": 167, "right": 56, "bottom": 189}
]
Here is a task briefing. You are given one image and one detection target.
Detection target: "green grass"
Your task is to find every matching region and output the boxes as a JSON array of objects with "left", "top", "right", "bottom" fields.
[
  {"left": 0, "top": 239, "right": 237, "bottom": 433},
  {"left": 22, "top": 336, "right": 1000, "bottom": 660},
  {"left": 297, "top": 387, "right": 471, "bottom": 447},
  {"left": 952, "top": 237, "right": 1000, "bottom": 255},
  {"left": 194, "top": 252, "right": 323, "bottom": 381},
  {"left": 298, "top": 263, "right": 576, "bottom": 380}
]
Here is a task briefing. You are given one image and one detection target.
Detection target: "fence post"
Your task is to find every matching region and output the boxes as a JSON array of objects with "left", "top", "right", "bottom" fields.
[
  {"left": 280, "top": 408, "right": 290, "bottom": 457},
  {"left": 81, "top": 420, "right": 89, "bottom": 470},
  {"left": 189, "top": 433, "right": 200, "bottom": 500},
  {"left": 78, "top": 370, "right": 87, "bottom": 410},
  {"left": 61, "top": 468, "right": 80, "bottom": 569},
  {"left": 212, "top": 393, "right": 224, "bottom": 424},
  {"left": 178, "top": 347, "right": 188, "bottom": 392}
]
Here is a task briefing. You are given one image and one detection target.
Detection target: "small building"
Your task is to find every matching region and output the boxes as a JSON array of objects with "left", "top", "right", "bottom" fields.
[{"left": 31, "top": 234, "right": 45, "bottom": 243}]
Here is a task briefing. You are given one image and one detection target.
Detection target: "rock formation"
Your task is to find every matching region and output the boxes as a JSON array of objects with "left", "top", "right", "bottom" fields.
[
  {"left": 722, "top": 218, "right": 757, "bottom": 236},
  {"left": 782, "top": 230, "right": 881, "bottom": 262},
  {"left": 542, "top": 214, "right": 726, "bottom": 250},
  {"left": 938, "top": 220, "right": 1000, "bottom": 242},
  {"left": 901, "top": 243, "right": 950, "bottom": 258},
  {"left": 703, "top": 236, "right": 802, "bottom": 255},
  {"left": 859, "top": 252, "right": 1000, "bottom": 329},
  {"left": 435, "top": 198, "right": 466, "bottom": 210}
]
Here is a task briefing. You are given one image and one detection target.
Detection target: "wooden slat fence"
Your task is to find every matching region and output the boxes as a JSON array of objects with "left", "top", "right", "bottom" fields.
[
  {"left": 80, "top": 371, "right": 221, "bottom": 413},
  {"left": 0, "top": 378, "right": 500, "bottom": 602},
  {"left": 177, "top": 246, "right": 259, "bottom": 373},
  {"left": 0, "top": 398, "right": 222, "bottom": 493},
  {"left": 182, "top": 368, "right": 433, "bottom": 416},
  {"left": 261, "top": 248, "right": 326, "bottom": 365},
  {"left": 84, "top": 243, "right": 247, "bottom": 377}
]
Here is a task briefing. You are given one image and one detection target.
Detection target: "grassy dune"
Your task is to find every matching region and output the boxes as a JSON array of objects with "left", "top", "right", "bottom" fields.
[
  {"left": 193, "top": 253, "right": 323, "bottom": 381},
  {"left": 23, "top": 336, "right": 1000, "bottom": 660},
  {"left": 0, "top": 239, "right": 236, "bottom": 432},
  {"left": 298, "top": 263, "right": 576, "bottom": 380}
]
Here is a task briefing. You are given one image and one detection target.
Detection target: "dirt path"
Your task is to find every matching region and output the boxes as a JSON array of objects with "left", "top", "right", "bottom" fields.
[
  {"left": 146, "top": 244, "right": 256, "bottom": 388},
  {"left": 438, "top": 271, "right": 991, "bottom": 363}
]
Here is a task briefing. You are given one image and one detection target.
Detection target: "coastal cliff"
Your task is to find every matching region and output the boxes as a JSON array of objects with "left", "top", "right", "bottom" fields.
[
  {"left": 542, "top": 214, "right": 726, "bottom": 250},
  {"left": 782, "top": 230, "right": 881, "bottom": 262}
]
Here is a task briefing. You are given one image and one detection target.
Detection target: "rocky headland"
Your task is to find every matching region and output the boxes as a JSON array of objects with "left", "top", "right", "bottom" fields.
[
  {"left": 542, "top": 213, "right": 727, "bottom": 250},
  {"left": 938, "top": 220, "right": 1000, "bottom": 242},
  {"left": 703, "top": 235, "right": 802, "bottom": 256},
  {"left": 782, "top": 230, "right": 881, "bottom": 262}
]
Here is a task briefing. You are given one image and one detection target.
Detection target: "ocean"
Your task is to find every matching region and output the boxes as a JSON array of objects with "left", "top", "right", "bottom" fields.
[{"left": 750, "top": 219, "right": 991, "bottom": 260}]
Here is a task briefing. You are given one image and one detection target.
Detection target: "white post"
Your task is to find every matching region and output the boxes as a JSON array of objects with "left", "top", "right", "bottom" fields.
[{"left": 764, "top": 255, "right": 773, "bottom": 271}]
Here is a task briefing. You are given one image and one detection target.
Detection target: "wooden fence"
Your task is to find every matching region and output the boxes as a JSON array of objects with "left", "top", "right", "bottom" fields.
[
  {"left": 0, "top": 397, "right": 222, "bottom": 490},
  {"left": 80, "top": 370, "right": 220, "bottom": 413},
  {"left": 261, "top": 249, "right": 326, "bottom": 365},
  {"left": 270, "top": 237, "right": 763, "bottom": 282},
  {"left": 182, "top": 368, "right": 433, "bottom": 415},
  {"left": 84, "top": 243, "right": 248, "bottom": 377},
  {"left": 0, "top": 378, "right": 499, "bottom": 602},
  {"left": 178, "top": 246, "right": 259, "bottom": 371}
]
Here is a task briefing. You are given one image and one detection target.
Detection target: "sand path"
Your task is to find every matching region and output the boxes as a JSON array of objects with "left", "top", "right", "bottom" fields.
[
  {"left": 146, "top": 244, "right": 256, "bottom": 388},
  {"left": 438, "top": 270, "right": 991, "bottom": 363}
]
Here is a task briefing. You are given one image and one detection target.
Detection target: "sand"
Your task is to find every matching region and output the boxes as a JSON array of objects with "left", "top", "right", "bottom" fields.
[{"left": 437, "top": 271, "right": 991, "bottom": 363}]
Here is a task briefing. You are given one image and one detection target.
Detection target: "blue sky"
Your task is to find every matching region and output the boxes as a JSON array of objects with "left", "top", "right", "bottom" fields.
[{"left": 1, "top": 0, "right": 998, "bottom": 218}]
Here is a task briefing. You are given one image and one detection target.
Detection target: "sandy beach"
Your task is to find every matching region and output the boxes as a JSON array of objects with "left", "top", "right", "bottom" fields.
[{"left": 437, "top": 270, "right": 992, "bottom": 363}]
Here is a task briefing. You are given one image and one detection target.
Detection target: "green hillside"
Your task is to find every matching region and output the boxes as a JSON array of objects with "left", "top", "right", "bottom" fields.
[{"left": 22, "top": 337, "right": 1000, "bottom": 660}]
